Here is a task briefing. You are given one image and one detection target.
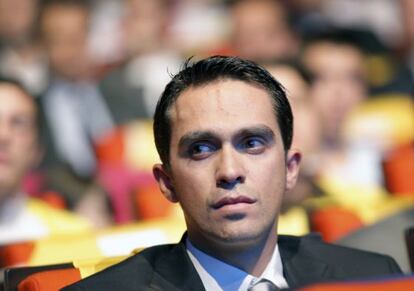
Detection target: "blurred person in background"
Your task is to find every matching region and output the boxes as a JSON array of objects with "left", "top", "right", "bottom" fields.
[
  {"left": 0, "top": 78, "right": 90, "bottom": 244},
  {"left": 0, "top": 0, "right": 48, "bottom": 96},
  {"left": 266, "top": 61, "right": 321, "bottom": 161},
  {"left": 288, "top": 0, "right": 413, "bottom": 95},
  {"left": 301, "top": 30, "right": 386, "bottom": 192},
  {"left": 401, "top": 0, "right": 414, "bottom": 85},
  {"left": 287, "top": 0, "right": 403, "bottom": 49},
  {"left": 224, "top": 0, "right": 299, "bottom": 63},
  {"left": 265, "top": 60, "right": 322, "bottom": 211},
  {"left": 37, "top": 0, "right": 114, "bottom": 227},
  {"left": 301, "top": 32, "right": 367, "bottom": 150},
  {"left": 167, "top": 0, "right": 231, "bottom": 57},
  {"left": 99, "top": 0, "right": 182, "bottom": 124}
]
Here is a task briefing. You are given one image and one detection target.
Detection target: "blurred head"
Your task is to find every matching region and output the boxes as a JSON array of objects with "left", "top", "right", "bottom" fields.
[
  {"left": 40, "top": 0, "right": 90, "bottom": 80},
  {"left": 123, "top": 0, "right": 170, "bottom": 56},
  {"left": 153, "top": 56, "right": 294, "bottom": 167},
  {"left": 266, "top": 61, "right": 321, "bottom": 156},
  {"left": 0, "top": 79, "right": 40, "bottom": 203},
  {"left": 0, "top": 0, "right": 39, "bottom": 45},
  {"left": 230, "top": 0, "right": 298, "bottom": 63},
  {"left": 302, "top": 33, "right": 367, "bottom": 145}
]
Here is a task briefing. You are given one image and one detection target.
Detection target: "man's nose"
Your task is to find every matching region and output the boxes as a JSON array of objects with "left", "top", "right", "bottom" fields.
[{"left": 215, "top": 145, "right": 245, "bottom": 189}]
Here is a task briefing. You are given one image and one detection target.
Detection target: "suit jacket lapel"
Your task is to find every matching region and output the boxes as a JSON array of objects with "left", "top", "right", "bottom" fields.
[
  {"left": 279, "top": 235, "right": 333, "bottom": 288},
  {"left": 148, "top": 234, "right": 336, "bottom": 290},
  {"left": 149, "top": 236, "right": 206, "bottom": 291}
]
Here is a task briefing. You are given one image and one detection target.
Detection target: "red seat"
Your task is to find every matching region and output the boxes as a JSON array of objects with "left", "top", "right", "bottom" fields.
[
  {"left": 383, "top": 143, "right": 414, "bottom": 195},
  {"left": 0, "top": 241, "right": 35, "bottom": 267},
  {"left": 310, "top": 206, "right": 364, "bottom": 242},
  {"left": 18, "top": 268, "right": 81, "bottom": 291},
  {"left": 299, "top": 275, "right": 414, "bottom": 291}
]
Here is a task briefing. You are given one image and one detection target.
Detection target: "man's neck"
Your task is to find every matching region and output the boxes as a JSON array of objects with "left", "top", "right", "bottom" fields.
[{"left": 188, "top": 227, "right": 278, "bottom": 277}]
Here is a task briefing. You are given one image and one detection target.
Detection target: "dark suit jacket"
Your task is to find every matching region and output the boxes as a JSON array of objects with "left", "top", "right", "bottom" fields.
[
  {"left": 62, "top": 234, "right": 402, "bottom": 290},
  {"left": 99, "top": 66, "right": 149, "bottom": 125}
]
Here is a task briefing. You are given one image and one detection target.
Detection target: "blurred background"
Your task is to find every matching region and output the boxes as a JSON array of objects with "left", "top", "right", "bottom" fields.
[{"left": 1, "top": 0, "right": 414, "bottom": 285}]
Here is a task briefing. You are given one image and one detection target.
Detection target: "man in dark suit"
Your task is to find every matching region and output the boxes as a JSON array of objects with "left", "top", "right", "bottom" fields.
[{"left": 63, "top": 56, "right": 402, "bottom": 290}]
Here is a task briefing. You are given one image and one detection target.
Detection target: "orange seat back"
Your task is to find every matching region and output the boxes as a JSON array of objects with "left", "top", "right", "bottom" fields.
[
  {"left": 311, "top": 206, "right": 364, "bottom": 242},
  {"left": 134, "top": 183, "right": 173, "bottom": 219},
  {"left": 18, "top": 268, "right": 81, "bottom": 291},
  {"left": 299, "top": 275, "right": 414, "bottom": 291},
  {"left": 95, "top": 127, "right": 125, "bottom": 166},
  {"left": 383, "top": 143, "right": 414, "bottom": 196},
  {"left": 0, "top": 242, "right": 35, "bottom": 267}
]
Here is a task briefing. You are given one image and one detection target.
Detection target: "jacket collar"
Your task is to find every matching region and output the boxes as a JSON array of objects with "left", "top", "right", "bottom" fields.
[
  {"left": 149, "top": 233, "right": 334, "bottom": 290},
  {"left": 279, "top": 234, "right": 335, "bottom": 288},
  {"left": 149, "top": 234, "right": 206, "bottom": 291}
]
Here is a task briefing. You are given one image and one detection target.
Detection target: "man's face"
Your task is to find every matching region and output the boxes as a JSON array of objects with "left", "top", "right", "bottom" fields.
[
  {"left": 154, "top": 80, "right": 300, "bottom": 250},
  {"left": 0, "top": 84, "right": 39, "bottom": 201}
]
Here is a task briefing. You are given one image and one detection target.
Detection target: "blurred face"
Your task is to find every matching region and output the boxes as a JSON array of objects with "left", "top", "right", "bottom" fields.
[
  {"left": 0, "top": 0, "right": 37, "bottom": 43},
  {"left": 124, "top": 0, "right": 167, "bottom": 55},
  {"left": 267, "top": 65, "right": 308, "bottom": 109},
  {"left": 303, "top": 42, "right": 367, "bottom": 143},
  {"left": 232, "top": 0, "right": 297, "bottom": 62},
  {"left": 0, "top": 84, "right": 39, "bottom": 201},
  {"left": 41, "top": 4, "right": 89, "bottom": 79},
  {"left": 267, "top": 65, "right": 321, "bottom": 156},
  {"left": 154, "top": 80, "right": 300, "bottom": 251}
]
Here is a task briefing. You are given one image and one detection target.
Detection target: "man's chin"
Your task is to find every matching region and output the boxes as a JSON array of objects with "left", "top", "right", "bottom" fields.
[
  {"left": 213, "top": 229, "right": 265, "bottom": 247},
  {"left": 210, "top": 221, "right": 277, "bottom": 248}
]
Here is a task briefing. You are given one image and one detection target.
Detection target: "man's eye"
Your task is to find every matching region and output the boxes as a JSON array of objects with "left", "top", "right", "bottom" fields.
[
  {"left": 241, "top": 137, "right": 266, "bottom": 154},
  {"left": 189, "top": 143, "right": 215, "bottom": 159}
]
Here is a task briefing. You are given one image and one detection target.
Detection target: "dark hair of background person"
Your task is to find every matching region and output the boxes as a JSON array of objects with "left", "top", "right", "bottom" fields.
[
  {"left": 301, "top": 28, "right": 367, "bottom": 55},
  {"left": 153, "top": 55, "right": 294, "bottom": 167}
]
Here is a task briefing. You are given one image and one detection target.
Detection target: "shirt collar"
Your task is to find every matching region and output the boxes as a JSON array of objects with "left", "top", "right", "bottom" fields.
[{"left": 186, "top": 237, "right": 288, "bottom": 290}]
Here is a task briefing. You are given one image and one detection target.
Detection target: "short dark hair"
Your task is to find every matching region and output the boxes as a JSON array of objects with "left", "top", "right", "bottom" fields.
[{"left": 153, "top": 55, "right": 293, "bottom": 166}]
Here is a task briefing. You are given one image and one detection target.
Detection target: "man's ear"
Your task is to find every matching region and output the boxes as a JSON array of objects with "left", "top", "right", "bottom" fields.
[
  {"left": 153, "top": 163, "right": 178, "bottom": 203},
  {"left": 285, "top": 149, "right": 301, "bottom": 191}
]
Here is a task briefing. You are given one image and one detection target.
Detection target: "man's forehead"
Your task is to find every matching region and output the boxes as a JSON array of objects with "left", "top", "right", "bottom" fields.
[
  {"left": 174, "top": 79, "right": 273, "bottom": 107},
  {"left": 167, "top": 79, "right": 279, "bottom": 137}
]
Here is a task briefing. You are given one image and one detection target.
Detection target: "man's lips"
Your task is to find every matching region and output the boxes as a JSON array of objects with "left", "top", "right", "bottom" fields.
[{"left": 212, "top": 196, "right": 256, "bottom": 209}]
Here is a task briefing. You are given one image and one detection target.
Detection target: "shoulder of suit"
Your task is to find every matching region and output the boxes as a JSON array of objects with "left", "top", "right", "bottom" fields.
[
  {"left": 280, "top": 233, "right": 383, "bottom": 255},
  {"left": 279, "top": 233, "right": 400, "bottom": 271},
  {"left": 63, "top": 243, "right": 182, "bottom": 290}
]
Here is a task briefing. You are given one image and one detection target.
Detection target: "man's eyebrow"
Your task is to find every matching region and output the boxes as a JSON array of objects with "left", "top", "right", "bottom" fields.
[
  {"left": 178, "top": 131, "right": 218, "bottom": 148},
  {"left": 235, "top": 126, "right": 275, "bottom": 140},
  {"left": 178, "top": 125, "right": 276, "bottom": 148}
]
